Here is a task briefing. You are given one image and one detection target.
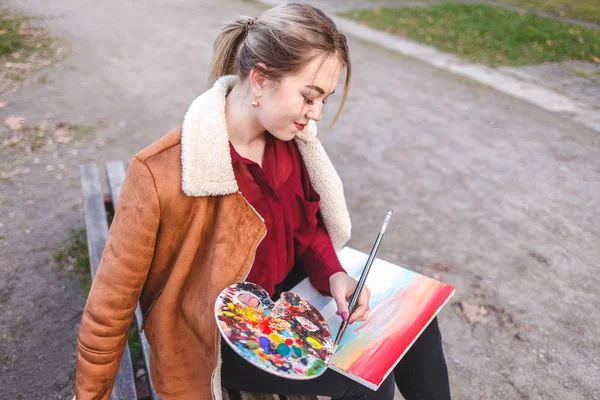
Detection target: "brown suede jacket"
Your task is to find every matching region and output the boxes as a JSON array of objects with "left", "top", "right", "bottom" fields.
[{"left": 75, "top": 76, "right": 351, "bottom": 399}]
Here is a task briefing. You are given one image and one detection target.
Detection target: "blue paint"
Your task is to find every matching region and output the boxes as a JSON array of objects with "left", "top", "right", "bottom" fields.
[
  {"left": 259, "top": 336, "right": 271, "bottom": 349},
  {"left": 277, "top": 343, "right": 290, "bottom": 356}
]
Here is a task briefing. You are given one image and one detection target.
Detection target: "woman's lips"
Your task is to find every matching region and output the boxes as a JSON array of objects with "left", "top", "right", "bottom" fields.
[{"left": 294, "top": 122, "right": 306, "bottom": 131}]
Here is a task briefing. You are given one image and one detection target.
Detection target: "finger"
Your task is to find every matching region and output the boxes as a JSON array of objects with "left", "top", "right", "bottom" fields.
[
  {"left": 238, "top": 293, "right": 260, "bottom": 308},
  {"left": 350, "top": 291, "right": 371, "bottom": 323},
  {"left": 332, "top": 292, "right": 350, "bottom": 322},
  {"left": 349, "top": 306, "right": 369, "bottom": 323}
]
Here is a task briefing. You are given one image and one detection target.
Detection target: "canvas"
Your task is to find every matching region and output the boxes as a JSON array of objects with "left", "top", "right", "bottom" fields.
[{"left": 290, "top": 247, "right": 455, "bottom": 390}]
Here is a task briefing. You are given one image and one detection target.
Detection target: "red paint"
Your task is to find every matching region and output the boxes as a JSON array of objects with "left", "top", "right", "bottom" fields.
[{"left": 345, "top": 281, "right": 455, "bottom": 387}]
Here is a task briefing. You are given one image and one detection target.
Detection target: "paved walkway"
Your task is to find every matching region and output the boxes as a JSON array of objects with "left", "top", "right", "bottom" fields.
[{"left": 1, "top": 0, "right": 599, "bottom": 399}]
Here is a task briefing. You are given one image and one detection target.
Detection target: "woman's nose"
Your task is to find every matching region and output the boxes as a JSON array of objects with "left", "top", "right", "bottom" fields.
[{"left": 306, "top": 105, "right": 323, "bottom": 122}]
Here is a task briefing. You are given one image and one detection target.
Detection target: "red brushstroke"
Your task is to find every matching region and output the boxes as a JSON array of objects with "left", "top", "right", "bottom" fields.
[{"left": 343, "top": 279, "right": 454, "bottom": 387}]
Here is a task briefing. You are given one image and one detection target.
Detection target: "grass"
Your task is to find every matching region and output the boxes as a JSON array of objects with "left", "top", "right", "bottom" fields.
[
  {"left": 6, "top": 72, "right": 24, "bottom": 81},
  {"left": 53, "top": 228, "right": 92, "bottom": 295},
  {"left": 0, "top": 124, "right": 50, "bottom": 155},
  {"left": 0, "top": 5, "right": 29, "bottom": 57},
  {"left": 128, "top": 323, "right": 144, "bottom": 370},
  {"left": 71, "top": 125, "right": 96, "bottom": 142},
  {"left": 575, "top": 70, "right": 600, "bottom": 79},
  {"left": 53, "top": 229, "right": 146, "bottom": 374},
  {"left": 0, "top": 2, "right": 61, "bottom": 93},
  {"left": 340, "top": 4, "right": 600, "bottom": 66},
  {"left": 0, "top": 5, "right": 54, "bottom": 60},
  {"left": 1, "top": 122, "right": 96, "bottom": 156},
  {"left": 496, "top": 0, "right": 600, "bottom": 25}
]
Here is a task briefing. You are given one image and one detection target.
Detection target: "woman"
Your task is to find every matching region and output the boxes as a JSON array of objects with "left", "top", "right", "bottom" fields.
[{"left": 75, "top": 3, "right": 450, "bottom": 400}]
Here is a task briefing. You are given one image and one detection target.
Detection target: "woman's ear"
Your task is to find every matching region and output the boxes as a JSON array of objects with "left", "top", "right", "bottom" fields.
[{"left": 249, "top": 63, "right": 269, "bottom": 95}]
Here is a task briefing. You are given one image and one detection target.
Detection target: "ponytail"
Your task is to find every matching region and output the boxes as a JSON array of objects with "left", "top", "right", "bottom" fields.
[
  {"left": 208, "top": 16, "right": 251, "bottom": 84},
  {"left": 208, "top": 4, "right": 352, "bottom": 127}
]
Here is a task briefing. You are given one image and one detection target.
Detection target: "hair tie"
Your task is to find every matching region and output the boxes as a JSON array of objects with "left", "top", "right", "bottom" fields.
[{"left": 243, "top": 17, "right": 257, "bottom": 33}]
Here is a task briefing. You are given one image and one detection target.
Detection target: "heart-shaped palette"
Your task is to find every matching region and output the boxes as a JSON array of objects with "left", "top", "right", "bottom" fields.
[{"left": 215, "top": 282, "right": 333, "bottom": 379}]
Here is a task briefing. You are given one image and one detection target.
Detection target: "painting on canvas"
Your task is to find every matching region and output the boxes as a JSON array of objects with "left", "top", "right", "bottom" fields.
[{"left": 290, "top": 247, "right": 455, "bottom": 390}]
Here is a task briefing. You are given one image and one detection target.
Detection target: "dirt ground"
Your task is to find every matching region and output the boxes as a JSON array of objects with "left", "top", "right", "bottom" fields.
[{"left": 0, "top": 0, "right": 599, "bottom": 399}]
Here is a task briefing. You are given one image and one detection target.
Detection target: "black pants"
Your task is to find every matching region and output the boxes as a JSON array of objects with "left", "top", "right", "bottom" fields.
[{"left": 221, "top": 317, "right": 451, "bottom": 400}]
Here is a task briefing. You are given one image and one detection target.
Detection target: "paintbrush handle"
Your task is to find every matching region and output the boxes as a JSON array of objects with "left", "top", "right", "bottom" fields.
[{"left": 334, "top": 209, "right": 393, "bottom": 349}]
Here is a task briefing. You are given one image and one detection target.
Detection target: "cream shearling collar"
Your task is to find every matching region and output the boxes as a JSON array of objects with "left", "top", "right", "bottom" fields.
[{"left": 181, "top": 75, "right": 350, "bottom": 250}]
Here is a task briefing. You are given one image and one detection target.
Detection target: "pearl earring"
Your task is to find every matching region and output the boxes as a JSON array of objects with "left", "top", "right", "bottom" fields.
[{"left": 251, "top": 94, "right": 260, "bottom": 107}]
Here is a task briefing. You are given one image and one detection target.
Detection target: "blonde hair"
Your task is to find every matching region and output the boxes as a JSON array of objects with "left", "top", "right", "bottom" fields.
[{"left": 209, "top": 3, "right": 351, "bottom": 125}]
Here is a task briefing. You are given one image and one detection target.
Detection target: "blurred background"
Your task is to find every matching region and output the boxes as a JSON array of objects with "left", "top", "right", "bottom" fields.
[{"left": 0, "top": 0, "right": 598, "bottom": 398}]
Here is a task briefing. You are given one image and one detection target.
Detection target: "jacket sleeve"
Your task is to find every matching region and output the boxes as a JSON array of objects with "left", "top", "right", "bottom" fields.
[
  {"left": 75, "top": 157, "right": 160, "bottom": 399},
  {"left": 300, "top": 213, "right": 347, "bottom": 297}
]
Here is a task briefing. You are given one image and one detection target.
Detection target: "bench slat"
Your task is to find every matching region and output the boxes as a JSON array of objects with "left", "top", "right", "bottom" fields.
[
  {"left": 238, "top": 394, "right": 319, "bottom": 400},
  {"left": 111, "top": 352, "right": 137, "bottom": 400},
  {"left": 79, "top": 164, "right": 109, "bottom": 279},
  {"left": 106, "top": 160, "right": 161, "bottom": 400},
  {"left": 80, "top": 163, "right": 137, "bottom": 400},
  {"left": 239, "top": 393, "right": 280, "bottom": 400}
]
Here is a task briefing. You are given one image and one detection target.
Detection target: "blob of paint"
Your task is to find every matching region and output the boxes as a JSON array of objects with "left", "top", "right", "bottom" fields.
[
  {"left": 277, "top": 343, "right": 291, "bottom": 356},
  {"left": 259, "top": 336, "right": 270, "bottom": 349},
  {"left": 305, "top": 336, "right": 322, "bottom": 350}
]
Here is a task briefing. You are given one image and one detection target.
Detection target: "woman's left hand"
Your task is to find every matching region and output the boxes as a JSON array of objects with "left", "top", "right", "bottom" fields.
[{"left": 329, "top": 272, "right": 371, "bottom": 324}]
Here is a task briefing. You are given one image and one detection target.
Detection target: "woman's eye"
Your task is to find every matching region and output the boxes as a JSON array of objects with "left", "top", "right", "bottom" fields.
[{"left": 304, "top": 97, "right": 314, "bottom": 105}]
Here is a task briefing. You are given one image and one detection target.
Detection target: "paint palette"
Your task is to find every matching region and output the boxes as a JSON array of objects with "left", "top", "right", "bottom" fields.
[{"left": 215, "top": 282, "right": 333, "bottom": 379}]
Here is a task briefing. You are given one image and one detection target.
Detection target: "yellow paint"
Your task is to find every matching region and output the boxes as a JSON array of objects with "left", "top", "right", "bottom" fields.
[
  {"left": 269, "top": 332, "right": 283, "bottom": 344},
  {"left": 222, "top": 311, "right": 235, "bottom": 317},
  {"left": 306, "top": 336, "right": 322, "bottom": 350}
]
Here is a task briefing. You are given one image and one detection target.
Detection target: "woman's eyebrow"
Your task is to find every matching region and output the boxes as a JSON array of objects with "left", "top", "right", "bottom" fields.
[{"left": 304, "top": 85, "right": 335, "bottom": 95}]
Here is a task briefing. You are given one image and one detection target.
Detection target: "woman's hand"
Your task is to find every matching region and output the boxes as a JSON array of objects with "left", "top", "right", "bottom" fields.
[
  {"left": 329, "top": 272, "right": 371, "bottom": 324},
  {"left": 238, "top": 293, "right": 260, "bottom": 308}
]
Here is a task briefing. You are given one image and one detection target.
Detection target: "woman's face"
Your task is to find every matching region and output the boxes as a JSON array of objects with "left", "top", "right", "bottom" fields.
[{"left": 254, "top": 55, "right": 343, "bottom": 141}]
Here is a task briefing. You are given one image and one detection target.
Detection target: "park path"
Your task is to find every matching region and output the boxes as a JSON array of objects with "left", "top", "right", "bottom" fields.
[{"left": 0, "top": 0, "right": 598, "bottom": 398}]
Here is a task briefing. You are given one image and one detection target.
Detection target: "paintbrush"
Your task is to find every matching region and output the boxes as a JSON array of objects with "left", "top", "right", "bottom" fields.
[{"left": 333, "top": 209, "right": 393, "bottom": 353}]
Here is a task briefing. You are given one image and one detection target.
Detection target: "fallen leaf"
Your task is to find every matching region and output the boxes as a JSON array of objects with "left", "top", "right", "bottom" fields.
[
  {"left": 546, "top": 40, "right": 552, "bottom": 46},
  {"left": 36, "top": 120, "right": 52, "bottom": 131},
  {"left": 458, "top": 300, "right": 488, "bottom": 325},
  {"left": 1, "top": 136, "right": 21, "bottom": 150},
  {"left": 431, "top": 262, "right": 455, "bottom": 272},
  {"left": 591, "top": 56, "right": 600, "bottom": 63},
  {"left": 0, "top": 102, "right": 7, "bottom": 109},
  {"left": 54, "top": 125, "right": 70, "bottom": 143},
  {"left": 5, "top": 62, "right": 32, "bottom": 71},
  {"left": 0, "top": 168, "right": 31, "bottom": 179},
  {"left": 3, "top": 115, "right": 25, "bottom": 131}
]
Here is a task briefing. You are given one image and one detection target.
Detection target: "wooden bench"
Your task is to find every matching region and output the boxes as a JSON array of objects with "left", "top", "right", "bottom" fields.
[{"left": 79, "top": 160, "right": 320, "bottom": 400}]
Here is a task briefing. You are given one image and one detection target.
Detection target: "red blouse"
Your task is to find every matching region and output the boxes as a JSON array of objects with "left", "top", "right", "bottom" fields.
[{"left": 230, "top": 133, "right": 346, "bottom": 297}]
